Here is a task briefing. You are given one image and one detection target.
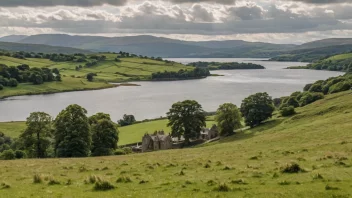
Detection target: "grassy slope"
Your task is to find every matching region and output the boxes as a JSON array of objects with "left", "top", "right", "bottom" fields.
[
  {"left": 0, "top": 117, "right": 217, "bottom": 145},
  {"left": 0, "top": 54, "right": 191, "bottom": 98},
  {"left": 0, "top": 91, "right": 351, "bottom": 197}
]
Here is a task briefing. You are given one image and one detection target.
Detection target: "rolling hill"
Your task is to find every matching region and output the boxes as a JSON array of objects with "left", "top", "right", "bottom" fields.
[
  {"left": 270, "top": 44, "right": 352, "bottom": 62},
  {"left": 4, "top": 34, "right": 296, "bottom": 58},
  {"left": 0, "top": 52, "right": 192, "bottom": 99},
  {"left": 0, "top": 41, "right": 92, "bottom": 54},
  {"left": 1, "top": 34, "right": 352, "bottom": 59},
  {"left": 0, "top": 90, "right": 351, "bottom": 197}
]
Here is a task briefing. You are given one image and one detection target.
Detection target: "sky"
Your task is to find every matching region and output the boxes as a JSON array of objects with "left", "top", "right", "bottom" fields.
[{"left": 0, "top": 0, "right": 351, "bottom": 44}]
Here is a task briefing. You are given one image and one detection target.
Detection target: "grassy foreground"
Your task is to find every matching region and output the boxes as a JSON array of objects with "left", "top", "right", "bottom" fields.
[
  {"left": 0, "top": 91, "right": 351, "bottom": 197},
  {"left": 0, "top": 54, "right": 191, "bottom": 98}
]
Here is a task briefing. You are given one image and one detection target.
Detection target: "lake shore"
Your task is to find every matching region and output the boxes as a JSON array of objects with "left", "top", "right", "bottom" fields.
[{"left": 0, "top": 78, "right": 142, "bottom": 100}]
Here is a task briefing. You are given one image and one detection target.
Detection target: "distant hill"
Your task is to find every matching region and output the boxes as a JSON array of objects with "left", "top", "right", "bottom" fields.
[
  {"left": 298, "top": 38, "right": 352, "bottom": 49},
  {"left": 270, "top": 44, "right": 352, "bottom": 62},
  {"left": 0, "top": 35, "right": 27, "bottom": 43},
  {"left": 2, "top": 34, "right": 352, "bottom": 58},
  {"left": 6, "top": 34, "right": 296, "bottom": 58},
  {"left": 0, "top": 41, "right": 92, "bottom": 54}
]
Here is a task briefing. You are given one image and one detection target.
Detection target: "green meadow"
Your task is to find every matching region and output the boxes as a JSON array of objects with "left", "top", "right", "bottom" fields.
[
  {"left": 0, "top": 91, "right": 351, "bottom": 197},
  {"left": 0, "top": 53, "right": 191, "bottom": 98},
  {"left": 0, "top": 116, "right": 217, "bottom": 146}
]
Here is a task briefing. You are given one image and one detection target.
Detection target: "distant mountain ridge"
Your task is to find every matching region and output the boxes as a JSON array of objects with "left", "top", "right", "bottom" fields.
[
  {"left": 0, "top": 41, "right": 92, "bottom": 54},
  {"left": 0, "top": 34, "right": 351, "bottom": 58}
]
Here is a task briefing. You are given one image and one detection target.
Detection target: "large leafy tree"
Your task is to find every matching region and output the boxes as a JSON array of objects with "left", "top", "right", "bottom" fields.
[
  {"left": 118, "top": 114, "right": 136, "bottom": 126},
  {"left": 240, "top": 92, "right": 275, "bottom": 128},
  {"left": 54, "top": 104, "right": 91, "bottom": 158},
  {"left": 167, "top": 100, "right": 206, "bottom": 144},
  {"left": 20, "top": 112, "right": 53, "bottom": 158},
  {"left": 90, "top": 113, "right": 119, "bottom": 156},
  {"left": 215, "top": 103, "right": 242, "bottom": 136}
]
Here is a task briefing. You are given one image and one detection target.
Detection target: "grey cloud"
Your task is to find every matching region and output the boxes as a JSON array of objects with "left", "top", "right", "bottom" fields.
[
  {"left": 227, "top": 5, "right": 263, "bottom": 20},
  {"left": 191, "top": 4, "right": 215, "bottom": 22},
  {"left": 169, "top": 0, "right": 235, "bottom": 5},
  {"left": 291, "top": 0, "right": 351, "bottom": 4},
  {"left": 0, "top": 0, "right": 128, "bottom": 7}
]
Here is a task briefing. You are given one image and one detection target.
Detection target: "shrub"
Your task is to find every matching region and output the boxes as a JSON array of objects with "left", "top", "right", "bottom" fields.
[
  {"left": 48, "top": 177, "right": 60, "bottom": 185},
  {"left": 33, "top": 173, "right": 43, "bottom": 184},
  {"left": 230, "top": 179, "right": 247, "bottom": 185},
  {"left": 214, "top": 183, "right": 230, "bottom": 192},
  {"left": 278, "top": 180, "right": 291, "bottom": 185},
  {"left": 85, "top": 175, "right": 102, "bottom": 184},
  {"left": 93, "top": 180, "right": 115, "bottom": 191},
  {"left": 114, "top": 149, "right": 126, "bottom": 155},
  {"left": 325, "top": 184, "right": 339, "bottom": 190},
  {"left": 280, "top": 106, "right": 296, "bottom": 117},
  {"left": 281, "top": 163, "right": 304, "bottom": 173},
  {"left": 1, "top": 149, "right": 15, "bottom": 160},
  {"left": 312, "top": 173, "right": 324, "bottom": 180},
  {"left": 303, "top": 83, "right": 313, "bottom": 91},
  {"left": 299, "top": 92, "right": 324, "bottom": 107},
  {"left": 1, "top": 182, "right": 11, "bottom": 189},
  {"left": 286, "top": 97, "right": 300, "bottom": 108},
  {"left": 329, "top": 81, "right": 351, "bottom": 94},
  {"left": 8, "top": 78, "right": 18, "bottom": 87},
  {"left": 15, "top": 150, "right": 26, "bottom": 159},
  {"left": 0, "top": 84, "right": 3, "bottom": 90},
  {"left": 122, "top": 147, "right": 133, "bottom": 154},
  {"left": 308, "top": 84, "right": 322, "bottom": 93},
  {"left": 116, "top": 176, "right": 132, "bottom": 183}
]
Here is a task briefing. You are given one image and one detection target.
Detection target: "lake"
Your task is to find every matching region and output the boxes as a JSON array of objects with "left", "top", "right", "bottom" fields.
[{"left": 0, "top": 58, "right": 344, "bottom": 122}]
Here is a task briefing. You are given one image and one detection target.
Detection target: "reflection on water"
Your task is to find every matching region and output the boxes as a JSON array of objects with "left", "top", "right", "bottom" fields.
[{"left": 0, "top": 58, "right": 344, "bottom": 122}]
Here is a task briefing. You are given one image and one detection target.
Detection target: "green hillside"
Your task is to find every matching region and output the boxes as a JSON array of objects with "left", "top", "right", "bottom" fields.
[
  {"left": 0, "top": 53, "right": 192, "bottom": 98},
  {"left": 270, "top": 44, "right": 352, "bottom": 62},
  {"left": 0, "top": 91, "right": 351, "bottom": 197},
  {"left": 305, "top": 53, "right": 352, "bottom": 71}
]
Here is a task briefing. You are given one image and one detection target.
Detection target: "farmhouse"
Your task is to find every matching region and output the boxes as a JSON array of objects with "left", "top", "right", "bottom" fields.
[
  {"left": 142, "top": 130, "right": 173, "bottom": 152},
  {"left": 200, "top": 125, "right": 219, "bottom": 140}
]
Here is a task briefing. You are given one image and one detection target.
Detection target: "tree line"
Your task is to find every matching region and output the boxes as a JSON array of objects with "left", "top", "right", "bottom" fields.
[
  {"left": 151, "top": 68, "right": 210, "bottom": 80},
  {"left": 0, "top": 64, "right": 61, "bottom": 89},
  {"left": 0, "top": 105, "right": 119, "bottom": 160},
  {"left": 187, "top": 61, "right": 265, "bottom": 70}
]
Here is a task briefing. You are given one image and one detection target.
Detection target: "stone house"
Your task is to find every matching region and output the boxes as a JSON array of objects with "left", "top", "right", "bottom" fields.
[
  {"left": 200, "top": 124, "right": 219, "bottom": 140},
  {"left": 142, "top": 130, "right": 173, "bottom": 152}
]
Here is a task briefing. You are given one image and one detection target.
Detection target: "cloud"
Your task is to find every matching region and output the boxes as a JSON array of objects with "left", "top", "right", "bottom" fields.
[
  {"left": 169, "top": 0, "right": 236, "bottom": 5},
  {"left": 291, "top": 0, "right": 351, "bottom": 4},
  {"left": 0, "top": 0, "right": 352, "bottom": 43},
  {"left": 0, "top": 0, "right": 128, "bottom": 7},
  {"left": 190, "top": 4, "right": 215, "bottom": 22}
]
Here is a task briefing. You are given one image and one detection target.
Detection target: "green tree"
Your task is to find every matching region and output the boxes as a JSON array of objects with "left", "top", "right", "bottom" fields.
[
  {"left": 54, "top": 104, "right": 91, "bottom": 158},
  {"left": 90, "top": 114, "right": 119, "bottom": 156},
  {"left": 215, "top": 103, "right": 242, "bottom": 136},
  {"left": 8, "top": 78, "right": 18, "bottom": 87},
  {"left": 167, "top": 100, "right": 206, "bottom": 144},
  {"left": 118, "top": 114, "right": 136, "bottom": 126},
  {"left": 86, "top": 73, "right": 96, "bottom": 82},
  {"left": 20, "top": 112, "right": 53, "bottom": 158},
  {"left": 240, "top": 92, "right": 275, "bottom": 128},
  {"left": 1, "top": 149, "right": 15, "bottom": 160},
  {"left": 89, "top": 113, "right": 111, "bottom": 125}
]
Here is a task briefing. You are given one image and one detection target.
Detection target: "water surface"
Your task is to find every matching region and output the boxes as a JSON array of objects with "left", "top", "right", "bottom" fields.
[{"left": 0, "top": 58, "right": 343, "bottom": 122}]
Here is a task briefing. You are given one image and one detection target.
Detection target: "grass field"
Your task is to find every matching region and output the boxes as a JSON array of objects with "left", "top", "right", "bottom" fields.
[
  {"left": 0, "top": 91, "right": 351, "bottom": 197},
  {"left": 0, "top": 54, "right": 192, "bottom": 98},
  {"left": 0, "top": 117, "right": 217, "bottom": 145}
]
